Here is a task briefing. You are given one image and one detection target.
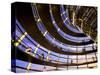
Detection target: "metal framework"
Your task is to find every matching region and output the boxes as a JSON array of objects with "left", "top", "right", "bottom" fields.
[{"left": 11, "top": 2, "right": 97, "bottom": 73}]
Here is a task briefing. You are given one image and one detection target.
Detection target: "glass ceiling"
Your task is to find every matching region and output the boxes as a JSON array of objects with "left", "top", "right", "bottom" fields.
[{"left": 11, "top": 2, "right": 97, "bottom": 73}]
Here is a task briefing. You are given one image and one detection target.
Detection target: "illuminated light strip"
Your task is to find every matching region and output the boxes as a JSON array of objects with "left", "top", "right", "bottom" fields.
[
  {"left": 37, "top": 18, "right": 41, "bottom": 22},
  {"left": 43, "top": 31, "right": 47, "bottom": 36},
  {"left": 50, "top": 9, "right": 52, "bottom": 13},
  {"left": 26, "top": 62, "right": 32, "bottom": 71},
  {"left": 61, "top": 11, "right": 66, "bottom": 16},
  {"left": 14, "top": 32, "right": 27, "bottom": 47},
  {"left": 53, "top": 20, "right": 56, "bottom": 24},
  {"left": 63, "top": 17, "right": 68, "bottom": 23},
  {"left": 88, "top": 63, "right": 97, "bottom": 68},
  {"left": 51, "top": 38, "right": 55, "bottom": 43},
  {"left": 77, "top": 60, "right": 96, "bottom": 64},
  {"left": 33, "top": 44, "right": 40, "bottom": 57},
  {"left": 46, "top": 51, "right": 51, "bottom": 61},
  {"left": 57, "top": 28, "right": 60, "bottom": 32},
  {"left": 72, "top": 12, "right": 75, "bottom": 25}
]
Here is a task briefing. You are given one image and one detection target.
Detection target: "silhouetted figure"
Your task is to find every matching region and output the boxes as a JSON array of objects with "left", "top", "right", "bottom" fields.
[{"left": 26, "top": 47, "right": 32, "bottom": 53}]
